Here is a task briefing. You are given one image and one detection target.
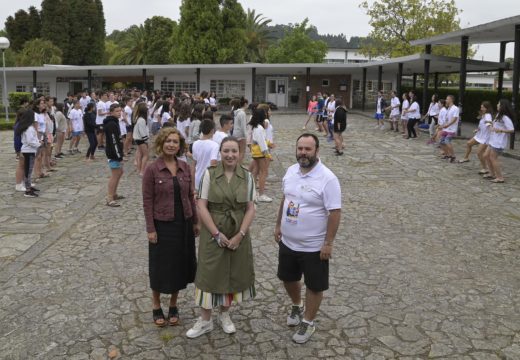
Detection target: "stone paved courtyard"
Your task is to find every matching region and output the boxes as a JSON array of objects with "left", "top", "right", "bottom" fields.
[{"left": 1, "top": 113, "right": 520, "bottom": 359}]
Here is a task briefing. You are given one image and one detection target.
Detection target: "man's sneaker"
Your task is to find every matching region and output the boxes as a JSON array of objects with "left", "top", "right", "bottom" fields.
[
  {"left": 30, "top": 187, "right": 40, "bottom": 192},
  {"left": 257, "top": 194, "right": 273, "bottom": 203},
  {"left": 15, "top": 183, "right": 26, "bottom": 192},
  {"left": 292, "top": 321, "right": 316, "bottom": 344},
  {"left": 24, "top": 190, "right": 38, "bottom": 198},
  {"left": 287, "top": 305, "right": 303, "bottom": 326},
  {"left": 218, "top": 312, "right": 236, "bottom": 334},
  {"left": 186, "top": 317, "right": 213, "bottom": 338}
]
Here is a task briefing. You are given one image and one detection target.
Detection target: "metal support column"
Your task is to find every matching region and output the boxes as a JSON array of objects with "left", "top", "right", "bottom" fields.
[
  {"left": 362, "top": 68, "right": 367, "bottom": 112},
  {"left": 196, "top": 68, "right": 200, "bottom": 94},
  {"left": 458, "top": 36, "right": 469, "bottom": 136},
  {"left": 87, "top": 70, "right": 92, "bottom": 93},
  {"left": 251, "top": 67, "right": 256, "bottom": 103},
  {"left": 377, "top": 66, "right": 383, "bottom": 91},
  {"left": 497, "top": 41, "right": 507, "bottom": 100},
  {"left": 397, "top": 63, "right": 403, "bottom": 95},
  {"left": 423, "top": 45, "right": 431, "bottom": 115},
  {"left": 412, "top": 73, "right": 417, "bottom": 91},
  {"left": 142, "top": 69, "right": 147, "bottom": 91},
  {"left": 434, "top": 72, "right": 439, "bottom": 92}
]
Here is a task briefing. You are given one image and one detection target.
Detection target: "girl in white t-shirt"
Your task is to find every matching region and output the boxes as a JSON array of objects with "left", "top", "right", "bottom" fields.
[
  {"left": 458, "top": 101, "right": 493, "bottom": 170},
  {"left": 400, "top": 93, "right": 409, "bottom": 135},
  {"left": 483, "top": 99, "right": 516, "bottom": 183},
  {"left": 160, "top": 102, "right": 172, "bottom": 126}
]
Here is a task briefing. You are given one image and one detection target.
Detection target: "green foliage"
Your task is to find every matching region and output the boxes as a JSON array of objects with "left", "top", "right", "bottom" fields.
[
  {"left": 217, "top": 0, "right": 247, "bottom": 63},
  {"left": 2, "top": 49, "right": 18, "bottom": 67},
  {"left": 109, "top": 25, "right": 146, "bottom": 65},
  {"left": 17, "top": 38, "right": 62, "bottom": 66},
  {"left": 359, "top": 0, "right": 470, "bottom": 58},
  {"left": 171, "top": 0, "right": 223, "bottom": 64},
  {"left": 265, "top": 19, "right": 328, "bottom": 63},
  {"left": 244, "top": 9, "right": 273, "bottom": 63},
  {"left": 4, "top": 7, "right": 41, "bottom": 51},
  {"left": 8, "top": 92, "right": 32, "bottom": 109},
  {"left": 143, "top": 16, "right": 176, "bottom": 64},
  {"left": 41, "top": 0, "right": 70, "bottom": 61}
]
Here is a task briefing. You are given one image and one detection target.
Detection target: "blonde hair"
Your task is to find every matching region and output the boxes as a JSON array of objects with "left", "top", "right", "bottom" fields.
[{"left": 154, "top": 127, "right": 186, "bottom": 157}]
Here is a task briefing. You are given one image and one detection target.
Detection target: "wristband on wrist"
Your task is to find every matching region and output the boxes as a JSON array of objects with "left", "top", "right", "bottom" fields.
[
  {"left": 239, "top": 230, "right": 246, "bottom": 237},
  {"left": 212, "top": 231, "right": 220, "bottom": 241}
]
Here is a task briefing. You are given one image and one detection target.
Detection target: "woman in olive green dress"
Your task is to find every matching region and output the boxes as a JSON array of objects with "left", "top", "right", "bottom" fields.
[{"left": 186, "top": 137, "right": 256, "bottom": 338}]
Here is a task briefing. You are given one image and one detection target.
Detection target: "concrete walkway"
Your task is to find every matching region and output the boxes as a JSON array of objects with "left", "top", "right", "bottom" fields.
[{"left": 1, "top": 113, "right": 519, "bottom": 359}]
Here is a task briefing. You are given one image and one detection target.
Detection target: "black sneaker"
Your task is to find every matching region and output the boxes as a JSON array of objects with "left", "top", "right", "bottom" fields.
[
  {"left": 55, "top": 154, "right": 64, "bottom": 159},
  {"left": 30, "top": 187, "right": 40, "bottom": 192},
  {"left": 24, "top": 190, "right": 38, "bottom": 198}
]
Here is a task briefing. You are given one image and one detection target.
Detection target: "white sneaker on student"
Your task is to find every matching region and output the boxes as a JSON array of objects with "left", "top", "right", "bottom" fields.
[
  {"left": 15, "top": 183, "right": 26, "bottom": 192},
  {"left": 257, "top": 194, "right": 273, "bottom": 203},
  {"left": 186, "top": 317, "right": 213, "bottom": 338},
  {"left": 218, "top": 312, "right": 236, "bottom": 334}
]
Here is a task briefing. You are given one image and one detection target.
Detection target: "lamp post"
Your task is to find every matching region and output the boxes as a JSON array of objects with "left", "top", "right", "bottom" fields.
[{"left": 0, "top": 37, "right": 10, "bottom": 123}]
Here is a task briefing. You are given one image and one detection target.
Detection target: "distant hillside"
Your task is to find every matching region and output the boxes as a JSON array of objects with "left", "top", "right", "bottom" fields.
[{"left": 267, "top": 24, "right": 363, "bottom": 49}]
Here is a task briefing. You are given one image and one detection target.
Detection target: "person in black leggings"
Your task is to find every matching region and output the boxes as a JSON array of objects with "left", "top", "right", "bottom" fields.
[
  {"left": 405, "top": 91, "right": 421, "bottom": 139},
  {"left": 83, "top": 102, "right": 98, "bottom": 161}
]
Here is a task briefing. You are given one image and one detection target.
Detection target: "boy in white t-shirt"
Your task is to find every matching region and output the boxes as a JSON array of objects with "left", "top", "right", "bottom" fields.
[
  {"left": 96, "top": 92, "right": 109, "bottom": 149},
  {"left": 439, "top": 95, "right": 459, "bottom": 162},
  {"left": 192, "top": 119, "right": 220, "bottom": 192},
  {"left": 212, "top": 114, "right": 233, "bottom": 161},
  {"left": 68, "top": 101, "right": 84, "bottom": 154},
  {"left": 385, "top": 91, "right": 400, "bottom": 132}
]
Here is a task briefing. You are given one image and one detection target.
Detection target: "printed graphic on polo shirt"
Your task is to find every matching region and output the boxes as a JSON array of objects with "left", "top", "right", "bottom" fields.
[{"left": 285, "top": 201, "right": 300, "bottom": 225}]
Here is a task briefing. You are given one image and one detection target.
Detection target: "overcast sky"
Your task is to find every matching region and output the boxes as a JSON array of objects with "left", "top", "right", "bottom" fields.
[{"left": 1, "top": 0, "right": 519, "bottom": 61}]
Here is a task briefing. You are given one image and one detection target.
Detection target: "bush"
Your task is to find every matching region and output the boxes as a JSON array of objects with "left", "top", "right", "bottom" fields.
[
  {"left": 8, "top": 92, "right": 32, "bottom": 110},
  {"left": 218, "top": 97, "right": 231, "bottom": 105},
  {"left": 0, "top": 118, "right": 16, "bottom": 130},
  {"left": 401, "top": 87, "right": 519, "bottom": 124}
]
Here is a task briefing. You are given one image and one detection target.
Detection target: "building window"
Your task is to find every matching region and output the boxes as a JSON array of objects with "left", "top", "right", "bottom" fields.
[
  {"left": 353, "top": 80, "right": 361, "bottom": 91},
  {"left": 325, "top": 59, "right": 345, "bottom": 64},
  {"left": 382, "top": 82, "right": 393, "bottom": 91},
  {"left": 210, "top": 80, "right": 246, "bottom": 98},
  {"left": 367, "top": 81, "right": 373, "bottom": 91},
  {"left": 16, "top": 82, "right": 50, "bottom": 96},
  {"left": 322, "top": 79, "right": 330, "bottom": 87},
  {"left": 160, "top": 81, "right": 197, "bottom": 94}
]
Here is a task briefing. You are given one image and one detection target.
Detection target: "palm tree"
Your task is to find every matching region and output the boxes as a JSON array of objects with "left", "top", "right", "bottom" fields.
[
  {"left": 244, "top": 9, "right": 274, "bottom": 63},
  {"left": 109, "top": 25, "right": 146, "bottom": 65}
]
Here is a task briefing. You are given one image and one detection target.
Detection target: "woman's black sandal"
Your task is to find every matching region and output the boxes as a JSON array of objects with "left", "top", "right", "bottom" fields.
[
  {"left": 152, "top": 308, "right": 166, "bottom": 327},
  {"left": 168, "top": 306, "right": 180, "bottom": 326}
]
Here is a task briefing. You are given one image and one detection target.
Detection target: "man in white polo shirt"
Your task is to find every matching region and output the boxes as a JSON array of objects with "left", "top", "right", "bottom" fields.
[
  {"left": 439, "top": 95, "right": 459, "bottom": 163},
  {"left": 274, "top": 133, "right": 341, "bottom": 344}
]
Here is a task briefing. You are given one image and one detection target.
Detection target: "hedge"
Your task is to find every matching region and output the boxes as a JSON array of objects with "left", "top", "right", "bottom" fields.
[
  {"left": 8, "top": 92, "right": 32, "bottom": 109},
  {"left": 401, "top": 87, "right": 520, "bottom": 124}
]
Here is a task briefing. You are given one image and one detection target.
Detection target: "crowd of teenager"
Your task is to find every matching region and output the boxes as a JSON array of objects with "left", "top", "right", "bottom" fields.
[{"left": 13, "top": 88, "right": 277, "bottom": 202}]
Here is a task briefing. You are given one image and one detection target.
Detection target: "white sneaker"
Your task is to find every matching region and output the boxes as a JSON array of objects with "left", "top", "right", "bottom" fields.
[
  {"left": 15, "top": 183, "right": 26, "bottom": 192},
  {"left": 218, "top": 312, "right": 236, "bottom": 334},
  {"left": 257, "top": 194, "right": 273, "bottom": 203},
  {"left": 287, "top": 305, "right": 304, "bottom": 326},
  {"left": 380, "top": 125, "right": 385, "bottom": 130},
  {"left": 186, "top": 317, "right": 213, "bottom": 338}
]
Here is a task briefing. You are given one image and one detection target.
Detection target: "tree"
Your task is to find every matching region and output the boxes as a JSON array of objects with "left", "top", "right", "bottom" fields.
[
  {"left": 103, "top": 40, "right": 121, "bottom": 64},
  {"left": 17, "top": 38, "right": 62, "bottom": 66},
  {"left": 170, "top": 0, "right": 223, "bottom": 64},
  {"left": 143, "top": 16, "right": 176, "bottom": 64},
  {"left": 110, "top": 25, "right": 146, "bottom": 65},
  {"left": 4, "top": 7, "right": 41, "bottom": 51},
  {"left": 41, "top": 0, "right": 70, "bottom": 61},
  {"left": 217, "top": 0, "right": 247, "bottom": 63},
  {"left": 244, "top": 9, "right": 273, "bottom": 63},
  {"left": 265, "top": 19, "right": 327, "bottom": 63},
  {"left": 359, "top": 0, "right": 467, "bottom": 58}
]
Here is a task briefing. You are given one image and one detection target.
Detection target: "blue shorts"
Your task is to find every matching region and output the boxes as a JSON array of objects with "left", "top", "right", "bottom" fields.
[
  {"left": 489, "top": 146, "right": 504, "bottom": 154},
  {"left": 108, "top": 159, "right": 122, "bottom": 169},
  {"left": 72, "top": 131, "right": 83, "bottom": 137},
  {"left": 375, "top": 113, "right": 384, "bottom": 120},
  {"left": 439, "top": 131, "right": 455, "bottom": 145}
]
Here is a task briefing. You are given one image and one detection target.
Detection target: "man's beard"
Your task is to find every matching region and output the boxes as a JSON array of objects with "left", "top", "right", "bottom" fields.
[{"left": 297, "top": 154, "right": 318, "bottom": 168}]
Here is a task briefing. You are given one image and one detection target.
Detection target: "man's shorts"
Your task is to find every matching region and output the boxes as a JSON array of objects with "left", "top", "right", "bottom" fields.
[
  {"left": 277, "top": 241, "right": 329, "bottom": 292},
  {"left": 439, "top": 131, "right": 455, "bottom": 144},
  {"left": 375, "top": 113, "right": 384, "bottom": 120},
  {"left": 71, "top": 131, "right": 83, "bottom": 137},
  {"left": 108, "top": 159, "right": 122, "bottom": 169},
  {"left": 96, "top": 125, "right": 103, "bottom": 134}
]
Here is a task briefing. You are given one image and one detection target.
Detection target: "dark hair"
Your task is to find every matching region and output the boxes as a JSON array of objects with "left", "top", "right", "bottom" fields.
[
  {"left": 192, "top": 103, "right": 205, "bottom": 120},
  {"left": 55, "top": 103, "right": 64, "bottom": 112},
  {"left": 15, "top": 109, "right": 36, "bottom": 136},
  {"left": 85, "top": 102, "right": 95, "bottom": 112},
  {"left": 335, "top": 98, "right": 344, "bottom": 107},
  {"left": 496, "top": 98, "right": 516, "bottom": 123},
  {"left": 220, "top": 136, "right": 240, "bottom": 152},
  {"left": 202, "top": 111, "right": 214, "bottom": 121},
  {"left": 431, "top": 94, "right": 439, "bottom": 103},
  {"left": 32, "top": 99, "right": 46, "bottom": 113},
  {"left": 479, "top": 101, "right": 493, "bottom": 119},
  {"left": 200, "top": 119, "right": 215, "bottom": 135},
  {"left": 109, "top": 103, "right": 121, "bottom": 112},
  {"left": 160, "top": 102, "right": 171, "bottom": 117},
  {"left": 239, "top": 97, "right": 248, "bottom": 108},
  {"left": 178, "top": 102, "right": 191, "bottom": 121},
  {"left": 296, "top": 133, "right": 320, "bottom": 149},
  {"left": 409, "top": 90, "right": 416, "bottom": 101},
  {"left": 438, "top": 99, "right": 446, "bottom": 107},
  {"left": 402, "top": 93, "right": 409, "bottom": 101},
  {"left": 219, "top": 114, "right": 233, "bottom": 127},
  {"left": 248, "top": 108, "right": 266, "bottom": 128},
  {"left": 229, "top": 98, "right": 241, "bottom": 110},
  {"left": 135, "top": 102, "right": 148, "bottom": 124}
]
